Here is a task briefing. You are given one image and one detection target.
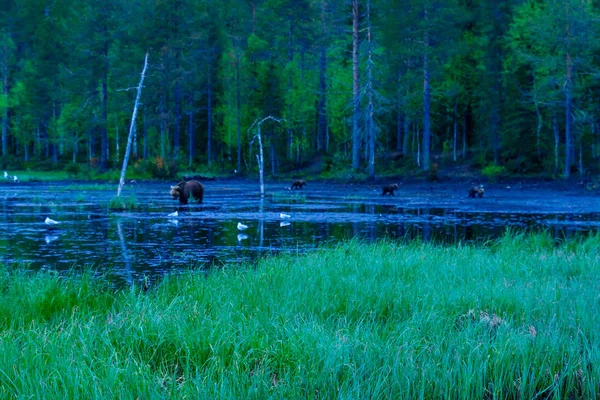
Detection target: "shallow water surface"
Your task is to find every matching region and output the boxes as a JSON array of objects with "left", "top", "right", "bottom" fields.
[{"left": 1, "top": 181, "right": 599, "bottom": 285}]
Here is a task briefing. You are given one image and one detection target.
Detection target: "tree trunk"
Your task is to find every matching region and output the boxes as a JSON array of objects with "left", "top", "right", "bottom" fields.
[
  {"left": 578, "top": 128, "right": 583, "bottom": 177},
  {"left": 403, "top": 114, "right": 410, "bottom": 156},
  {"left": 366, "top": 0, "right": 375, "bottom": 179},
  {"left": 491, "top": 62, "right": 502, "bottom": 165},
  {"left": 100, "top": 28, "right": 109, "bottom": 170},
  {"left": 317, "top": 45, "right": 327, "bottom": 153},
  {"left": 236, "top": 48, "right": 242, "bottom": 173},
  {"left": 270, "top": 141, "right": 275, "bottom": 176},
  {"left": 88, "top": 127, "right": 92, "bottom": 165},
  {"left": 396, "top": 71, "right": 404, "bottom": 153},
  {"left": 173, "top": 81, "right": 181, "bottom": 159},
  {"left": 287, "top": 14, "right": 294, "bottom": 161},
  {"left": 207, "top": 64, "right": 213, "bottom": 168},
  {"left": 534, "top": 88, "right": 542, "bottom": 160},
  {"left": 160, "top": 93, "right": 167, "bottom": 159},
  {"left": 564, "top": 53, "right": 572, "bottom": 178},
  {"left": 422, "top": 62, "right": 430, "bottom": 168},
  {"left": 117, "top": 53, "right": 149, "bottom": 197},
  {"left": 462, "top": 113, "right": 467, "bottom": 158},
  {"left": 1, "top": 46, "right": 7, "bottom": 157},
  {"left": 52, "top": 101, "right": 58, "bottom": 163},
  {"left": 491, "top": 100, "right": 500, "bottom": 165},
  {"left": 351, "top": 0, "right": 361, "bottom": 170},
  {"left": 115, "top": 117, "right": 119, "bottom": 162},
  {"left": 422, "top": 3, "right": 431, "bottom": 171},
  {"left": 553, "top": 110, "right": 559, "bottom": 176},
  {"left": 453, "top": 101, "right": 457, "bottom": 162},
  {"left": 188, "top": 103, "right": 194, "bottom": 168},
  {"left": 143, "top": 106, "right": 148, "bottom": 159},
  {"left": 73, "top": 130, "right": 78, "bottom": 163},
  {"left": 133, "top": 120, "right": 137, "bottom": 157}
]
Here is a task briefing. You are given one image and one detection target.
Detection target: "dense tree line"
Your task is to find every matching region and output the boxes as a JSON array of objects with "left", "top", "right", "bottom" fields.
[{"left": 1, "top": 0, "right": 600, "bottom": 178}]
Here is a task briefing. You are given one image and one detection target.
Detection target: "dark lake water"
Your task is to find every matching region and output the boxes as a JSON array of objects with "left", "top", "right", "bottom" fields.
[{"left": 1, "top": 180, "right": 599, "bottom": 286}]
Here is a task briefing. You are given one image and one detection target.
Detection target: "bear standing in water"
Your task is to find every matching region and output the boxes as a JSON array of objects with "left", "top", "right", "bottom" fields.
[
  {"left": 382, "top": 183, "right": 399, "bottom": 196},
  {"left": 290, "top": 180, "right": 307, "bottom": 189},
  {"left": 170, "top": 180, "right": 204, "bottom": 204},
  {"left": 468, "top": 185, "right": 484, "bottom": 198}
]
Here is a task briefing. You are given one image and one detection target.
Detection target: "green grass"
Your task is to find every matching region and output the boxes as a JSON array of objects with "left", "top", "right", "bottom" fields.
[
  {"left": 268, "top": 191, "right": 308, "bottom": 203},
  {"left": 1, "top": 232, "right": 599, "bottom": 398},
  {"left": 5, "top": 170, "right": 71, "bottom": 181},
  {"left": 108, "top": 195, "right": 140, "bottom": 210},
  {"left": 65, "top": 183, "right": 119, "bottom": 191}
]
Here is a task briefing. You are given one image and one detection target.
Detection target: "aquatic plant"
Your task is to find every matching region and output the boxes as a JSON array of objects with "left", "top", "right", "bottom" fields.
[
  {"left": 0, "top": 232, "right": 598, "bottom": 398},
  {"left": 268, "top": 191, "right": 307, "bottom": 203},
  {"left": 108, "top": 195, "right": 140, "bottom": 210},
  {"left": 65, "top": 184, "right": 115, "bottom": 191}
]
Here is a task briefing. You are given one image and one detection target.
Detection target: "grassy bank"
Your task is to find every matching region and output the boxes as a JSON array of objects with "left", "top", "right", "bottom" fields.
[{"left": 1, "top": 233, "right": 599, "bottom": 398}]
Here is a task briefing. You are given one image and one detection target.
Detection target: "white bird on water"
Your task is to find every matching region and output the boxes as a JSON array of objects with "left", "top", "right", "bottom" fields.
[
  {"left": 237, "top": 233, "right": 248, "bottom": 241},
  {"left": 237, "top": 222, "right": 248, "bottom": 231},
  {"left": 45, "top": 217, "right": 60, "bottom": 225},
  {"left": 279, "top": 213, "right": 291, "bottom": 219},
  {"left": 13, "top": 176, "right": 18, "bottom": 183},
  {"left": 3, "top": 171, "right": 7, "bottom": 179},
  {"left": 280, "top": 221, "right": 290, "bottom": 227},
  {"left": 168, "top": 211, "right": 178, "bottom": 217}
]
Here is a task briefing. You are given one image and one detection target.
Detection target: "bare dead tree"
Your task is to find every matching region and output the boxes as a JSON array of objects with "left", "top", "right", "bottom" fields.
[
  {"left": 248, "top": 116, "right": 285, "bottom": 196},
  {"left": 117, "top": 53, "right": 149, "bottom": 197}
]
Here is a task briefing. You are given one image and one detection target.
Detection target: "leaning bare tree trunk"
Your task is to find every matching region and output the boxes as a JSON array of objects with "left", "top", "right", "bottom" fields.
[{"left": 117, "top": 53, "right": 149, "bottom": 197}]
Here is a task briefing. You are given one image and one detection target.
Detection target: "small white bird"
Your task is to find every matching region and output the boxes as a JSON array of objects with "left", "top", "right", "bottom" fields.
[
  {"left": 237, "top": 222, "right": 248, "bottom": 231},
  {"left": 3, "top": 171, "right": 7, "bottom": 179},
  {"left": 280, "top": 221, "right": 290, "bottom": 227},
  {"left": 279, "top": 213, "right": 291, "bottom": 219},
  {"left": 45, "top": 217, "right": 60, "bottom": 225},
  {"left": 13, "top": 176, "right": 18, "bottom": 183},
  {"left": 237, "top": 233, "right": 248, "bottom": 241},
  {"left": 168, "top": 211, "right": 178, "bottom": 217},
  {"left": 168, "top": 219, "right": 179, "bottom": 225}
]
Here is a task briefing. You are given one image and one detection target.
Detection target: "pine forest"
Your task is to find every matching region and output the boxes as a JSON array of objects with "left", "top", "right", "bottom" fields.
[{"left": 1, "top": 0, "right": 600, "bottom": 180}]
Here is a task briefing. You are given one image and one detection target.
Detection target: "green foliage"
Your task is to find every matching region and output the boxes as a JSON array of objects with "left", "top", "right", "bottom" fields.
[
  {"left": 108, "top": 195, "right": 139, "bottom": 210},
  {"left": 3, "top": 0, "right": 600, "bottom": 181},
  {"left": 64, "top": 162, "right": 81, "bottom": 178},
  {"left": 482, "top": 164, "right": 507, "bottom": 181}
]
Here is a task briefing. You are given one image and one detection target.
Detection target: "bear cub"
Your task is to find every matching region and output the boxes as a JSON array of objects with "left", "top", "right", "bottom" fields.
[
  {"left": 291, "top": 180, "right": 307, "bottom": 189},
  {"left": 382, "top": 183, "right": 399, "bottom": 196}
]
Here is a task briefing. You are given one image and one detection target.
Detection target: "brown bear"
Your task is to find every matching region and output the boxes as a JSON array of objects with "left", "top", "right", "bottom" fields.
[
  {"left": 382, "top": 183, "right": 399, "bottom": 196},
  {"left": 170, "top": 180, "right": 204, "bottom": 204},
  {"left": 468, "top": 185, "right": 484, "bottom": 198},
  {"left": 291, "top": 180, "right": 307, "bottom": 189}
]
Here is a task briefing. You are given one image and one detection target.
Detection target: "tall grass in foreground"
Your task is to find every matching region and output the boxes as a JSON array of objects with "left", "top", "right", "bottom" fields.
[{"left": 1, "top": 232, "right": 599, "bottom": 399}]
